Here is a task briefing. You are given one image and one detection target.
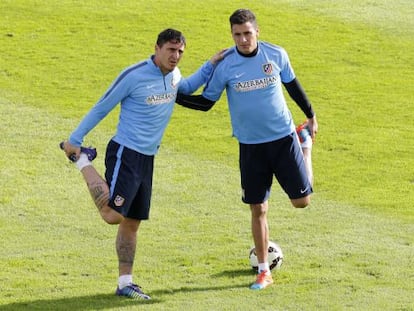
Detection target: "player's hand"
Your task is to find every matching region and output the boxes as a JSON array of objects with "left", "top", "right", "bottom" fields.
[
  {"left": 307, "top": 116, "right": 318, "bottom": 141},
  {"left": 210, "top": 48, "right": 228, "bottom": 65},
  {"left": 60, "top": 141, "right": 80, "bottom": 162}
]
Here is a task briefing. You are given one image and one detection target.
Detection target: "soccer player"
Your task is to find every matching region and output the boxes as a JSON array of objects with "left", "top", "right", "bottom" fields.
[
  {"left": 60, "top": 28, "right": 225, "bottom": 300},
  {"left": 176, "top": 9, "right": 318, "bottom": 290}
]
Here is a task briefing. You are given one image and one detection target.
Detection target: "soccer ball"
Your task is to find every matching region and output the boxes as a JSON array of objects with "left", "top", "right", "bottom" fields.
[{"left": 249, "top": 241, "right": 283, "bottom": 271}]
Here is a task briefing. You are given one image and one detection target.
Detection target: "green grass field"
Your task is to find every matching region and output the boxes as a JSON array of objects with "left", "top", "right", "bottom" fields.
[{"left": 0, "top": 0, "right": 413, "bottom": 310}]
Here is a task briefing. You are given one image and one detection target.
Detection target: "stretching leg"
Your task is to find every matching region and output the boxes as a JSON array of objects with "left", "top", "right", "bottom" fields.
[
  {"left": 80, "top": 165, "right": 124, "bottom": 224},
  {"left": 302, "top": 147, "right": 313, "bottom": 186}
]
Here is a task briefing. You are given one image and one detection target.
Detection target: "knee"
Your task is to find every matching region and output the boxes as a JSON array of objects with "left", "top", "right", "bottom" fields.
[
  {"left": 291, "top": 196, "right": 311, "bottom": 208},
  {"left": 100, "top": 207, "right": 124, "bottom": 224},
  {"left": 250, "top": 203, "right": 268, "bottom": 218},
  {"left": 119, "top": 217, "right": 141, "bottom": 232}
]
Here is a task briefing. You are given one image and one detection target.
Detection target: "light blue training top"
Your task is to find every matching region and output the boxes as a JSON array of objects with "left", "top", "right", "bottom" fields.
[
  {"left": 202, "top": 41, "right": 296, "bottom": 144},
  {"left": 69, "top": 56, "right": 214, "bottom": 155}
]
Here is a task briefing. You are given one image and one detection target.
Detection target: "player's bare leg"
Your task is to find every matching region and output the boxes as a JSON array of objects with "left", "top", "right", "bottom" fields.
[
  {"left": 291, "top": 194, "right": 311, "bottom": 208},
  {"left": 116, "top": 218, "right": 140, "bottom": 276},
  {"left": 302, "top": 147, "right": 313, "bottom": 186},
  {"left": 250, "top": 201, "right": 274, "bottom": 290},
  {"left": 60, "top": 141, "right": 123, "bottom": 224},
  {"left": 115, "top": 218, "right": 151, "bottom": 299},
  {"left": 292, "top": 121, "right": 314, "bottom": 209},
  {"left": 79, "top": 165, "right": 124, "bottom": 224},
  {"left": 291, "top": 136, "right": 313, "bottom": 208},
  {"left": 250, "top": 201, "right": 269, "bottom": 266},
  {"left": 296, "top": 121, "right": 314, "bottom": 186}
]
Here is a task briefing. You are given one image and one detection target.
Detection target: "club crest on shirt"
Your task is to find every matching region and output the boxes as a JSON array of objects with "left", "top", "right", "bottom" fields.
[
  {"left": 114, "top": 195, "right": 125, "bottom": 207},
  {"left": 262, "top": 63, "right": 273, "bottom": 75}
]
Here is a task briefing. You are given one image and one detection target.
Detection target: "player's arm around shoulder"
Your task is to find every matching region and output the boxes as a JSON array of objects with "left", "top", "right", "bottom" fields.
[
  {"left": 209, "top": 48, "right": 228, "bottom": 66},
  {"left": 178, "top": 48, "right": 228, "bottom": 95}
]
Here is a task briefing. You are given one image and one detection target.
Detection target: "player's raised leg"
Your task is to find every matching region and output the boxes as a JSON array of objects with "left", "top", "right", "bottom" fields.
[
  {"left": 273, "top": 126, "right": 312, "bottom": 209},
  {"left": 296, "top": 121, "right": 314, "bottom": 186},
  {"left": 302, "top": 147, "right": 313, "bottom": 185},
  {"left": 80, "top": 165, "right": 124, "bottom": 224},
  {"left": 60, "top": 141, "right": 124, "bottom": 224}
]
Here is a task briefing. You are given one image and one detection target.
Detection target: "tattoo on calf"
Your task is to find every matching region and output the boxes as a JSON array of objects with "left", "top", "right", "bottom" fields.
[
  {"left": 88, "top": 181, "right": 109, "bottom": 211},
  {"left": 116, "top": 235, "right": 136, "bottom": 268}
]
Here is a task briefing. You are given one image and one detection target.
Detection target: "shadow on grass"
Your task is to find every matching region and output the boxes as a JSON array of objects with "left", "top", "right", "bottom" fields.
[
  {"left": 211, "top": 268, "right": 255, "bottom": 278},
  {"left": 0, "top": 281, "right": 249, "bottom": 310},
  {"left": 0, "top": 293, "right": 156, "bottom": 311}
]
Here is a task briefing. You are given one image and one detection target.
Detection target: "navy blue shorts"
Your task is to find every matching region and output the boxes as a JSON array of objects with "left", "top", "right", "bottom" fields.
[
  {"left": 105, "top": 140, "right": 154, "bottom": 220},
  {"left": 239, "top": 133, "right": 312, "bottom": 204}
]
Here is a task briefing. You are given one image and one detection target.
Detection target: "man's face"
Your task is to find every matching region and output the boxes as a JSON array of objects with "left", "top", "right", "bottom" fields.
[
  {"left": 154, "top": 40, "right": 185, "bottom": 74},
  {"left": 231, "top": 22, "right": 259, "bottom": 55}
]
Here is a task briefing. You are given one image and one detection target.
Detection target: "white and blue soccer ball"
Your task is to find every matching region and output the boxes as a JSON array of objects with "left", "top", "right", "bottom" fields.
[{"left": 249, "top": 241, "right": 283, "bottom": 271}]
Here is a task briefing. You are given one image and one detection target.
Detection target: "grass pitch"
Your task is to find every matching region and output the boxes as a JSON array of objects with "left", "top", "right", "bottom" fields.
[{"left": 0, "top": 0, "right": 413, "bottom": 310}]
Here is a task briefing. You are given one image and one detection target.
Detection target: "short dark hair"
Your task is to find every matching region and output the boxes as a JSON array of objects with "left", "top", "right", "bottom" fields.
[
  {"left": 156, "top": 28, "right": 186, "bottom": 47},
  {"left": 229, "top": 9, "right": 257, "bottom": 27}
]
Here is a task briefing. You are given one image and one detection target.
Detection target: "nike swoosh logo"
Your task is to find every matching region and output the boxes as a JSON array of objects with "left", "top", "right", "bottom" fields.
[
  {"left": 300, "top": 187, "right": 309, "bottom": 194},
  {"left": 146, "top": 84, "right": 156, "bottom": 89},
  {"left": 235, "top": 73, "right": 245, "bottom": 79}
]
